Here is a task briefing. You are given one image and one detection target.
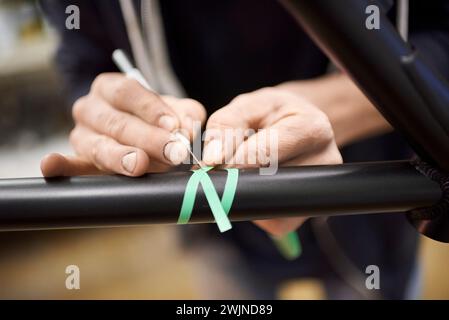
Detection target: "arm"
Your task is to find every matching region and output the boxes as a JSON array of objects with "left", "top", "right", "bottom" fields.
[
  {"left": 277, "top": 73, "right": 392, "bottom": 147},
  {"left": 278, "top": 0, "right": 449, "bottom": 148},
  {"left": 39, "top": 1, "right": 207, "bottom": 176}
]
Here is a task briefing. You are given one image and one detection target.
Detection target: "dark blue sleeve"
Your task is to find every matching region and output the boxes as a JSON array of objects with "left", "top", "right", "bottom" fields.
[
  {"left": 39, "top": 0, "right": 130, "bottom": 103},
  {"left": 40, "top": 0, "right": 449, "bottom": 104},
  {"left": 408, "top": 0, "right": 449, "bottom": 79}
]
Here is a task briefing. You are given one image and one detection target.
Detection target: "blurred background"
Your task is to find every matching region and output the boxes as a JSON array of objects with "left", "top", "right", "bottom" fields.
[{"left": 0, "top": 0, "right": 448, "bottom": 299}]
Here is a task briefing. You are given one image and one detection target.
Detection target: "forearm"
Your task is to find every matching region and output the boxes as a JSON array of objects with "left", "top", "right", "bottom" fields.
[{"left": 278, "top": 73, "right": 392, "bottom": 147}]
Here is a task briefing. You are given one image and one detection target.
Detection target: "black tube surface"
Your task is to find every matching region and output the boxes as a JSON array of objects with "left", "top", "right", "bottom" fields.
[
  {"left": 280, "top": 0, "right": 449, "bottom": 172},
  {"left": 0, "top": 161, "right": 441, "bottom": 231}
]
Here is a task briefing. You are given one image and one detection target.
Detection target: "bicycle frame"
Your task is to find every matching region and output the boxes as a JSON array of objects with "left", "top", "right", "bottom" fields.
[{"left": 0, "top": 0, "right": 448, "bottom": 241}]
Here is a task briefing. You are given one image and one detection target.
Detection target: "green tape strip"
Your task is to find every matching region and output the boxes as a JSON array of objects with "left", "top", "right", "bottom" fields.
[
  {"left": 178, "top": 167, "right": 238, "bottom": 233},
  {"left": 221, "top": 168, "right": 239, "bottom": 214},
  {"left": 199, "top": 172, "right": 232, "bottom": 232},
  {"left": 177, "top": 167, "right": 212, "bottom": 225},
  {"left": 271, "top": 231, "right": 302, "bottom": 260},
  {"left": 178, "top": 167, "right": 301, "bottom": 260}
]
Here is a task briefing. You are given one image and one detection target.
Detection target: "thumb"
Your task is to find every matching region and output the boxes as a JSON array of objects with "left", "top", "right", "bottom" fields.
[
  {"left": 202, "top": 88, "right": 304, "bottom": 167},
  {"left": 40, "top": 153, "right": 100, "bottom": 177},
  {"left": 202, "top": 100, "right": 254, "bottom": 166}
]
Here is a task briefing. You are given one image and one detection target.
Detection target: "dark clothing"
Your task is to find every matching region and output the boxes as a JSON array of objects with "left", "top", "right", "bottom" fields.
[{"left": 40, "top": 0, "right": 449, "bottom": 299}]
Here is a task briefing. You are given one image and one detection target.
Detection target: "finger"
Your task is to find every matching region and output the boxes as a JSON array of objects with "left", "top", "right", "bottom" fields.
[
  {"left": 202, "top": 105, "right": 250, "bottom": 166},
  {"left": 72, "top": 96, "right": 189, "bottom": 165},
  {"left": 226, "top": 109, "right": 335, "bottom": 169},
  {"left": 223, "top": 129, "right": 274, "bottom": 169},
  {"left": 70, "top": 126, "right": 151, "bottom": 176},
  {"left": 253, "top": 217, "right": 307, "bottom": 237},
  {"left": 205, "top": 87, "right": 295, "bottom": 134},
  {"left": 202, "top": 88, "right": 294, "bottom": 166},
  {"left": 91, "top": 73, "right": 180, "bottom": 131},
  {"left": 161, "top": 96, "right": 207, "bottom": 140},
  {"left": 40, "top": 153, "right": 100, "bottom": 177}
]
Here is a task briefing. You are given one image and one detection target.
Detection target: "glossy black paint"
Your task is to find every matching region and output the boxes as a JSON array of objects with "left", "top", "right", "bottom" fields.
[{"left": 0, "top": 162, "right": 441, "bottom": 231}]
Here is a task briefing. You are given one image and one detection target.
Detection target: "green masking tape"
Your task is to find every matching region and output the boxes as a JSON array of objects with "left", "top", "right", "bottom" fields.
[
  {"left": 177, "top": 167, "right": 238, "bottom": 233},
  {"left": 271, "top": 231, "right": 302, "bottom": 260},
  {"left": 178, "top": 167, "right": 302, "bottom": 260}
]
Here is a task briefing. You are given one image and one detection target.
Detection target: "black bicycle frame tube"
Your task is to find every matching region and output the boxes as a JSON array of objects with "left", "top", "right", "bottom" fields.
[
  {"left": 0, "top": 161, "right": 441, "bottom": 231},
  {"left": 280, "top": 0, "right": 449, "bottom": 172}
]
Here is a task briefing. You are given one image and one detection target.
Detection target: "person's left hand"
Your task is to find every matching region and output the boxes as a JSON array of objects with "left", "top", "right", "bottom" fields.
[{"left": 202, "top": 87, "right": 342, "bottom": 236}]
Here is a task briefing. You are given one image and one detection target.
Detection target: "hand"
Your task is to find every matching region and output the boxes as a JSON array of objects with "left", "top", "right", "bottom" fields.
[
  {"left": 41, "top": 73, "right": 206, "bottom": 177},
  {"left": 202, "top": 87, "right": 342, "bottom": 236},
  {"left": 278, "top": 73, "right": 392, "bottom": 147}
]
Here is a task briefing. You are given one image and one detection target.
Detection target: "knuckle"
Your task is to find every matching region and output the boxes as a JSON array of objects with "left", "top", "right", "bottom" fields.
[
  {"left": 91, "top": 73, "right": 108, "bottom": 91},
  {"left": 231, "top": 92, "right": 251, "bottom": 105},
  {"left": 91, "top": 136, "right": 107, "bottom": 166},
  {"left": 183, "top": 98, "right": 198, "bottom": 106},
  {"left": 112, "top": 77, "right": 136, "bottom": 107},
  {"left": 71, "top": 96, "right": 88, "bottom": 121},
  {"left": 183, "top": 98, "right": 201, "bottom": 109},
  {"left": 256, "top": 87, "right": 277, "bottom": 96},
  {"left": 207, "top": 110, "right": 229, "bottom": 129},
  {"left": 138, "top": 100, "right": 153, "bottom": 117},
  {"left": 174, "top": 98, "right": 206, "bottom": 124},
  {"left": 105, "top": 113, "right": 128, "bottom": 138},
  {"left": 253, "top": 87, "right": 283, "bottom": 102},
  {"left": 307, "top": 110, "right": 335, "bottom": 143},
  {"left": 94, "top": 109, "right": 108, "bottom": 125},
  {"left": 140, "top": 93, "right": 164, "bottom": 117},
  {"left": 145, "top": 91, "right": 163, "bottom": 108},
  {"left": 68, "top": 128, "right": 79, "bottom": 147},
  {"left": 186, "top": 99, "right": 206, "bottom": 121}
]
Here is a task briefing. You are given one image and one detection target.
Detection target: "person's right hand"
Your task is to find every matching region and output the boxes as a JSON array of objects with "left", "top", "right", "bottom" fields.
[{"left": 41, "top": 73, "right": 206, "bottom": 177}]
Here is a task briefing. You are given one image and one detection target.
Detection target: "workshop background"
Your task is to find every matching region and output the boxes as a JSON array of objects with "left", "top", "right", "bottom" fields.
[{"left": 0, "top": 0, "right": 448, "bottom": 299}]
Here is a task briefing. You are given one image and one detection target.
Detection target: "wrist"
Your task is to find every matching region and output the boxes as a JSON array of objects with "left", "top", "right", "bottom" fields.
[{"left": 277, "top": 74, "right": 391, "bottom": 147}]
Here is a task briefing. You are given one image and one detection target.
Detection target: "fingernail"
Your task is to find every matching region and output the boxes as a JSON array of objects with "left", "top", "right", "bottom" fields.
[
  {"left": 174, "top": 131, "right": 191, "bottom": 148},
  {"left": 122, "top": 152, "right": 137, "bottom": 173},
  {"left": 203, "top": 139, "right": 223, "bottom": 165},
  {"left": 164, "top": 141, "right": 189, "bottom": 165},
  {"left": 159, "top": 115, "right": 177, "bottom": 132}
]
